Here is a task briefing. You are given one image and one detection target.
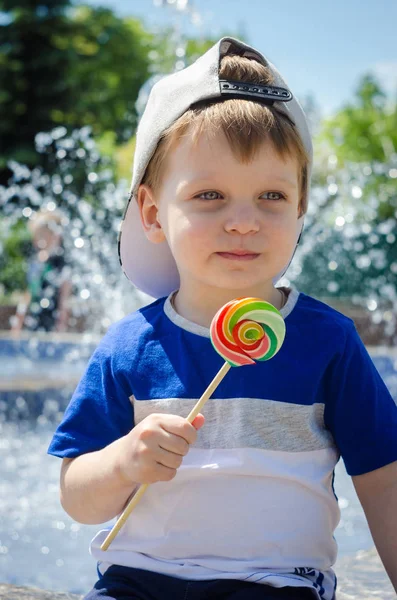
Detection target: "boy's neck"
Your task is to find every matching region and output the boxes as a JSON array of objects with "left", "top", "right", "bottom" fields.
[{"left": 172, "top": 282, "right": 286, "bottom": 329}]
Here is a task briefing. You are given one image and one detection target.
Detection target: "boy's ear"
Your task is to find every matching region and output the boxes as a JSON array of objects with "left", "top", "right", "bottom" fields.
[{"left": 137, "top": 185, "right": 166, "bottom": 244}]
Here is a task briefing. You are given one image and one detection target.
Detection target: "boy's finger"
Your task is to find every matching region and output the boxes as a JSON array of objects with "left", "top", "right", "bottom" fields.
[
  {"left": 156, "top": 447, "right": 184, "bottom": 469},
  {"left": 159, "top": 430, "right": 190, "bottom": 456},
  {"left": 160, "top": 414, "right": 200, "bottom": 444},
  {"left": 191, "top": 414, "right": 205, "bottom": 430}
]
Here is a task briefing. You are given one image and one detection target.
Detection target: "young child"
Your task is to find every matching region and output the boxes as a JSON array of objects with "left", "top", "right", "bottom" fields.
[
  {"left": 48, "top": 38, "right": 397, "bottom": 600},
  {"left": 12, "top": 209, "right": 72, "bottom": 333}
]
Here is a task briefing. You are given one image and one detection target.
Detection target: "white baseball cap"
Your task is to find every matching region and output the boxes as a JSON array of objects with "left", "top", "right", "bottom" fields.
[{"left": 119, "top": 37, "right": 313, "bottom": 298}]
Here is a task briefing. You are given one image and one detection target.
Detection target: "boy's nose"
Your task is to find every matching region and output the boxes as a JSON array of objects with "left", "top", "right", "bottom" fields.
[{"left": 224, "top": 207, "right": 260, "bottom": 235}]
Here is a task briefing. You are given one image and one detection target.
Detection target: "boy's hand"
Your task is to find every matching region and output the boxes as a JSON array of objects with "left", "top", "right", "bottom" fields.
[{"left": 117, "top": 413, "right": 205, "bottom": 486}]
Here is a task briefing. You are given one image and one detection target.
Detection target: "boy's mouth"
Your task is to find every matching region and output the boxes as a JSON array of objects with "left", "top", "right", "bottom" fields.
[{"left": 216, "top": 250, "right": 260, "bottom": 261}]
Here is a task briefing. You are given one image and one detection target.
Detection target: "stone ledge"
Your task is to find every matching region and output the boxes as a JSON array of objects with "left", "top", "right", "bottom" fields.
[{"left": 0, "top": 585, "right": 81, "bottom": 600}]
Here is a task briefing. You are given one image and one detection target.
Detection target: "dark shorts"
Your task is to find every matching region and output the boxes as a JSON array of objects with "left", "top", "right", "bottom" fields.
[{"left": 83, "top": 565, "right": 318, "bottom": 600}]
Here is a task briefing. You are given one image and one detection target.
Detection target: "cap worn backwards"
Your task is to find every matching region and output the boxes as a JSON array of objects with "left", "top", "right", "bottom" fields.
[{"left": 119, "top": 37, "right": 313, "bottom": 299}]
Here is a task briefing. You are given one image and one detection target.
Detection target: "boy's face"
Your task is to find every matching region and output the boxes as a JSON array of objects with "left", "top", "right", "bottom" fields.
[{"left": 139, "top": 129, "right": 301, "bottom": 298}]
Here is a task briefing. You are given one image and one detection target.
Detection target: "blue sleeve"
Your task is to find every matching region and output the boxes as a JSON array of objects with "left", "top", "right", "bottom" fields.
[
  {"left": 324, "top": 322, "right": 397, "bottom": 476},
  {"left": 47, "top": 327, "right": 134, "bottom": 458}
]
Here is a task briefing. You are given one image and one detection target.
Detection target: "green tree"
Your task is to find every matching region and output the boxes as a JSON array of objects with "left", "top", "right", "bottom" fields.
[
  {"left": 321, "top": 75, "right": 395, "bottom": 163},
  {"left": 319, "top": 74, "right": 397, "bottom": 220},
  {"left": 0, "top": 1, "right": 152, "bottom": 177},
  {"left": 60, "top": 5, "right": 152, "bottom": 143},
  {"left": 0, "top": 0, "right": 73, "bottom": 173}
]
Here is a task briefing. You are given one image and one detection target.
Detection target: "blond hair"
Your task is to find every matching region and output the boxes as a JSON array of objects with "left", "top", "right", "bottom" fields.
[
  {"left": 142, "top": 54, "right": 310, "bottom": 215},
  {"left": 28, "top": 209, "right": 65, "bottom": 237}
]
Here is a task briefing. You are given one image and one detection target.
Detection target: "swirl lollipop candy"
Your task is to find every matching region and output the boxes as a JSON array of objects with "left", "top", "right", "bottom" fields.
[
  {"left": 210, "top": 297, "right": 286, "bottom": 366},
  {"left": 101, "top": 297, "right": 285, "bottom": 551}
]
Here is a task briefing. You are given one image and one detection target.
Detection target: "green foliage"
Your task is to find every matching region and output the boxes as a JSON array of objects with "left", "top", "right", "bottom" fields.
[
  {"left": 62, "top": 6, "right": 152, "bottom": 142},
  {"left": 0, "top": 0, "right": 74, "bottom": 172},
  {"left": 321, "top": 75, "right": 396, "bottom": 164},
  {"left": 0, "top": 218, "right": 31, "bottom": 294},
  {"left": 0, "top": 1, "right": 152, "bottom": 175},
  {"left": 318, "top": 74, "right": 397, "bottom": 220}
]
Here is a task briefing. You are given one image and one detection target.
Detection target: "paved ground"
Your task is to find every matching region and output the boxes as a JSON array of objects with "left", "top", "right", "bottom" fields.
[
  {"left": 336, "top": 547, "right": 395, "bottom": 599},
  {"left": 0, "top": 584, "right": 80, "bottom": 599}
]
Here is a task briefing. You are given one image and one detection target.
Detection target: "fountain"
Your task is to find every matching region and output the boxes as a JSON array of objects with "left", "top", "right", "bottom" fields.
[{"left": 0, "top": 1, "right": 396, "bottom": 597}]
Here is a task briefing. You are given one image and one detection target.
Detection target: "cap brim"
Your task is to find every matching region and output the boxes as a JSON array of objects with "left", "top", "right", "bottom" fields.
[{"left": 119, "top": 197, "right": 180, "bottom": 298}]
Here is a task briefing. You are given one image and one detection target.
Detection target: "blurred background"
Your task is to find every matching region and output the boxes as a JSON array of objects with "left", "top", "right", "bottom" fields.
[{"left": 0, "top": 0, "right": 396, "bottom": 597}]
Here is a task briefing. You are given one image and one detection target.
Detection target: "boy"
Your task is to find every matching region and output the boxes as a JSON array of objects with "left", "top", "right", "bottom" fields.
[{"left": 48, "top": 38, "right": 397, "bottom": 599}]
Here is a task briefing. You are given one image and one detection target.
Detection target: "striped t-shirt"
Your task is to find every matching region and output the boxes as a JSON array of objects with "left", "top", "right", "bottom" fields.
[{"left": 48, "top": 288, "right": 397, "bottom": 600}]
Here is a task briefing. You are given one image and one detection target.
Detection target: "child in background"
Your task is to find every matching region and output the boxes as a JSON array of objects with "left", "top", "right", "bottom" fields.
[
  {"left": 48, "top": 38, "right": 397, "bottom": 600},
  {"left": 12, "top": 210, "right": 72, "bottom": 333}
]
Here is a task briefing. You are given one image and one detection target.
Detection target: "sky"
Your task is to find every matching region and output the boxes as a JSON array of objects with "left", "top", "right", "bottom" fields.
[{"left": 85, "top": 0, "right": 397, "bottom": 118}]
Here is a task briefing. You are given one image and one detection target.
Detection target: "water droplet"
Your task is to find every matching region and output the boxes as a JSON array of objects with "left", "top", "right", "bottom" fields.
[
  {"left": 327, "top": 281, "right": 339, "bottom": 293},
  {"left": 328, "top": 183, "right": 338, "bottom": 195},
  {"left": 356, "top": 255, "right": 371, "bottom": 269},
  {"left": 361, "top": 224, "right": 371, "bottom": 234},
  {"left": 369, "top": 234, "right": 379, "bottom": 245},
  {"left": 367, "top": 299, "right": 377, "bottom": 311},
  {"left": 16, "top": 397, "right": 26, "bottom": 409},
  {"left": 40, "top": 298, "right": 50, "bottom": 309},
  {"left": 22, "top": 207, "right": 32, "bottom": 217},
  {"left": 52, "top": 126, "right": 67, "bottom": 140}
]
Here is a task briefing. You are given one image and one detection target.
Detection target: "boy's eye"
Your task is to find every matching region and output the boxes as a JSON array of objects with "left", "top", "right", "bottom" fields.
[
  {"left": 196, "top": 191, "right": 222, "bottom": 201},
  {"left": 261, "top": 192, "right": 285, "bottom": 201}
]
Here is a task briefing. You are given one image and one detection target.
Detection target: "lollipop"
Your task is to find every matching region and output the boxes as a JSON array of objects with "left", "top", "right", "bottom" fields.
[
  {"left": 210, "top": 297, "right": 286, "bottom": 366},
  {"left": 101, "top": 297, "right": 285, "bottom": 551}
]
